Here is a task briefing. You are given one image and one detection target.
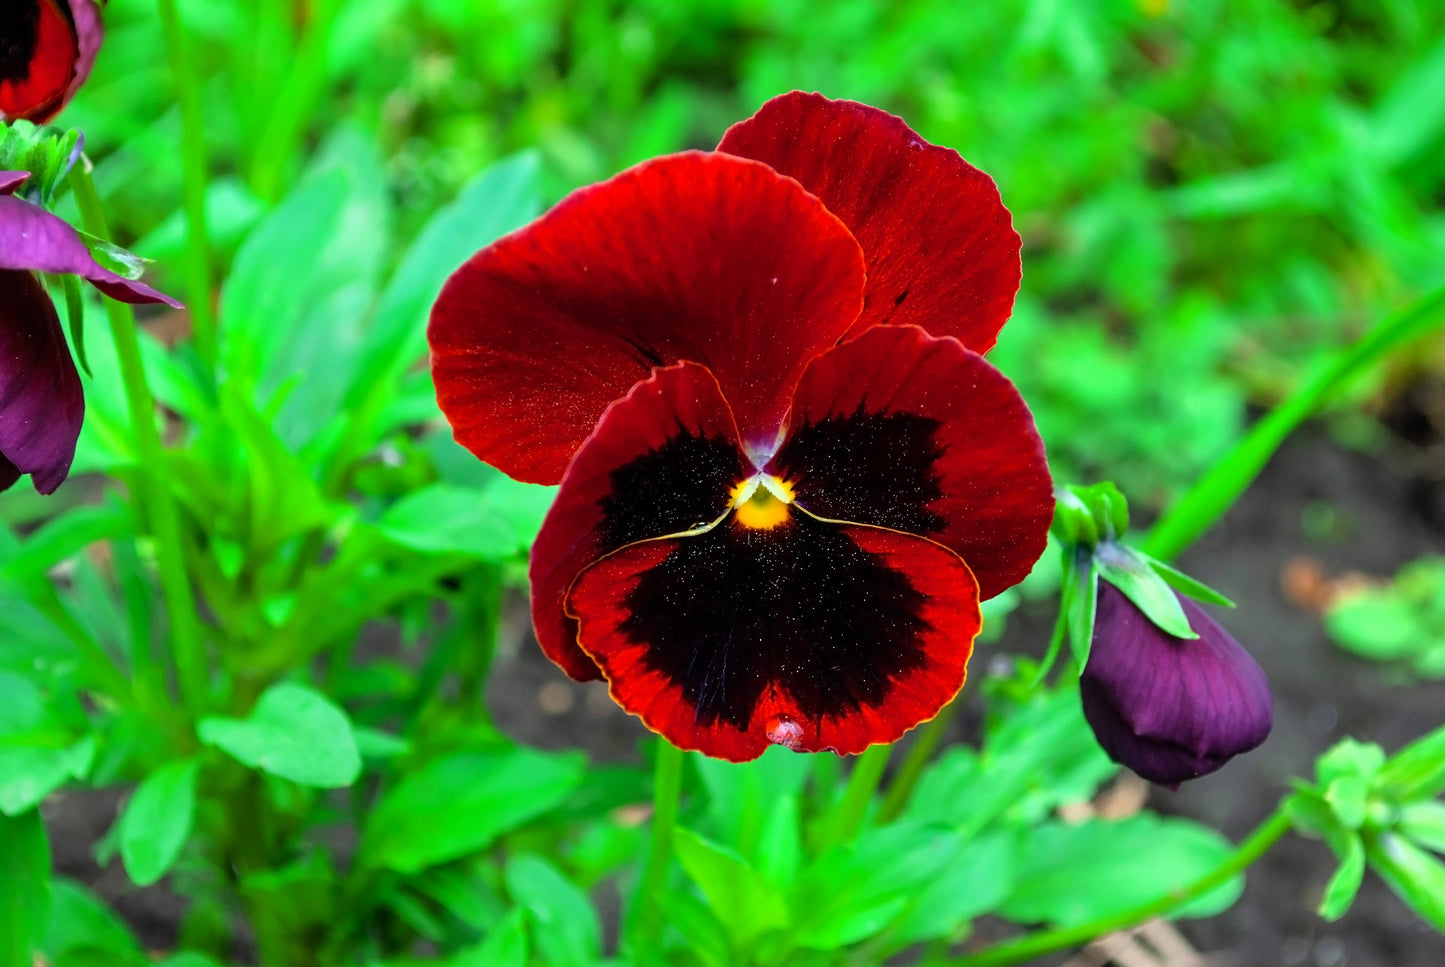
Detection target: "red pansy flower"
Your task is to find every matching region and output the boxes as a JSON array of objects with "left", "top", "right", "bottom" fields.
[
  {"left": 0, "top": 0, "right": 102, "bottom": 123},
  {"left": 429, "top": 92, "right": 1054, "bottom": 761}
]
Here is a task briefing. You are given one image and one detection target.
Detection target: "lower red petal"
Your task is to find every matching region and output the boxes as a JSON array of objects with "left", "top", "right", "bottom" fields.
[
  {"left": 567, "top": 511, "right": 980, "bottom": 762},
  {"left": 529, "top": 362, "right": 748, "bottom": 680}
]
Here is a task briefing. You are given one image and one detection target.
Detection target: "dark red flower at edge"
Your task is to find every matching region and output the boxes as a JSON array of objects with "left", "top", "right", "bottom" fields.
[
  {"left": 0, "top": 0, "right": 102, "bottom": 123},
  {"left": 429, "top": 92, "right": 1054, "bottom": 761}
]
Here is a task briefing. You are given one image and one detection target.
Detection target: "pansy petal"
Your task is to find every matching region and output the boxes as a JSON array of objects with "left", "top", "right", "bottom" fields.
[
  {"left": 530, "top": 362, "right": 749, "bottom": 680},
  {"left": 1082, "top": 583, "right": 1272, "bottom": 785},
  {"left": 0, "top": 269, "right": 83, "bottom": 493},
  {"left": 61, "top": 0, "right": 102, "bottom": 116},
  {"left": 0, "top": 194, "right": 182, "bottom": 306},
  {"left": 429, "top": 150, "right": 866, "bottom": 484},
  {"left": 0, "top": 0, "right": 80, "bottom": 122},
  {"left": 766, "top": 325, "right": 1052, "bottom": 600},
  {"left": 0, "top": 171, "right": 29, "bottom": 195},
  {"left": 568, "top": 512, "right": 980, "bottom": 762},
  {"left": 718, "top": 91, "right": 1021, "bottom": 353}
]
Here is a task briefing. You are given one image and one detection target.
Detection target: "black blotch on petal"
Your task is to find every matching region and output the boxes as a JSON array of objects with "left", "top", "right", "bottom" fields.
[
  {"left": 773, "top": 407, "right": 947, "bottom": 535},
  {"left": 621, "top": 513, "right": 930, "bottom": 730},
  {"left": 0, "top": 2, "right": 42, "bottom": 80},
  {"left": 598, "top": 427, "right": 747, "bottom": 547}
]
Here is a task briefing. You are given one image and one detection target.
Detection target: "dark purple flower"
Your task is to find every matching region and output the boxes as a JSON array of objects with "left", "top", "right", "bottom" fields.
[
  {"left": 0, "top": 170, "right": 180, "bottom": 494},
  {"left": 1081, "top": 581, "right": 1273, "bottom": 785}
]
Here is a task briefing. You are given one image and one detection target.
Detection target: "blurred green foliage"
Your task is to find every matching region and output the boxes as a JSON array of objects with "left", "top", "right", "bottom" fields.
[{"left": 69, "top": 0, "right": 1445, "bottom": 504}]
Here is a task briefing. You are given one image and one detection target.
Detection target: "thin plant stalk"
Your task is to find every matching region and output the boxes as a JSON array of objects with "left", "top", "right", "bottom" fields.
[
  {"left": 156, "top": 0, "right": 217, "bottom": 365},
  {"left": 68, "top": 165, "right": 208, "bottom": 717},
  {"left": 820, "top": 743, "right": 892, "bottom": 850},
  {"left": 946, "top": 808, "right": 1291, "bottom": 967},
  {"left": 1145, "top": 285, "right": 1445, "bottom": 561},
  {"left": 877, "top": 697, "right": 963, "bottom": 823},
  {"left": 629, "top": 740, "right": 686, "bottom": 944}
]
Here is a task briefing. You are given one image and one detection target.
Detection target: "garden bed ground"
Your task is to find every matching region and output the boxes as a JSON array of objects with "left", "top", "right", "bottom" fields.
[{"left": 51, "top": 390, "right": 1445, "bottom": 966}]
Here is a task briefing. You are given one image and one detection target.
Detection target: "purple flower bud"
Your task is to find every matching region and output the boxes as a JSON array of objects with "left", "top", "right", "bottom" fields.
[
  {"left": 0, "top": 268, "right": 83, "bottom": 493},
  {"left": 1081, "top": 581, "right": 1273, "bottom": 785}
]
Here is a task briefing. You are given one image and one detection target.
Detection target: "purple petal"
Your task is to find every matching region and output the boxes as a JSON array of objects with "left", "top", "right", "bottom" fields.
[
  {"left": 64, "top": 0, "right": 104, "bottom": 110},
  {"left": 0, "top": 269, "right": 83, "bottom": 494},
  {"left": 0, "top": 194, "right": 183, "bottom": 307},
  {"left": 0, "top": 172, "right": 29, "bottom": 196},
  {"left": 1081, "top": 581, "right": 1273, "bottom": 785}
]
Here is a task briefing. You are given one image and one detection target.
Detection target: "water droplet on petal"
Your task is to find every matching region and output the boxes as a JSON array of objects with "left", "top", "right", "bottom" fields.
[{"left": 766, "top": 715, "right": 803, "bottom": 750}]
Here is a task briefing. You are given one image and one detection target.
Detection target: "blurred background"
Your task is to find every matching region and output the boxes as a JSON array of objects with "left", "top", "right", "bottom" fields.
[{"left": 46, "top": 0, "right": 1445, "bottom": 964}]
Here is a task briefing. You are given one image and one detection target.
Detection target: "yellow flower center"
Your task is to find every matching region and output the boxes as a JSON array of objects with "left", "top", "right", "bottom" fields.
[{"left": 729, "top": 475, "right": 795, "bottom": 530}]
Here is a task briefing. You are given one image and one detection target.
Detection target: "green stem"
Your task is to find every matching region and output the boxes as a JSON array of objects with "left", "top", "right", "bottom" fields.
[
  {"left": 820, "top": 744, "right": 892, "bottom": 850},
  {"left": 69, "top": 164, "right": 208, "bottom": 717},
  {"left": 32, "top": 583, "right": 132, "bottom": 704},
  {"left": 877, "top": 700, "right": 961, "bottom": 823},
  {"left": 630, "top": 740, "right": 685, "bottom": 945},
  {"left": 948, "top": 808, "right": 1291, "bottom": 967},
  {"left": 250, "top": 0, "right": 344, "bottom": 202},
  {"left": 155, "top": 0, "right": 216, "bottom": 365},
  {"left": 1145, "top": 285, "right": 1445, "bottom": 561}
]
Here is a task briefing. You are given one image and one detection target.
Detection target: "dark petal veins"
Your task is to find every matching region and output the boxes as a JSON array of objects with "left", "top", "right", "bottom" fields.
[
  {"left": 568, "top": 512, "right": 981, "bottom": 761},
  {"left": 768, "top": 325, "right": 1053, "bottom": 600},
  {"left": 530, "top": 363, "right": 749, "bottom": 681},
  {"left": 718, "top": 91, "right": 1021, "bottom": 353},
  {"left": 429, "top": 150, "right": 866, "bottom": 485},
  {"left": 0, "top": 194, "right": 183, "bottom": 306},
  {"left": 1081, "top": 582, "right": 1273, "bottom": 785},
  {"left": 0, "top": 269, "right": 83, "bottom": 493}
]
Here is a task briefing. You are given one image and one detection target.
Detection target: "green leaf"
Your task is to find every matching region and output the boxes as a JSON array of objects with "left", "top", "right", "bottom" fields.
[
  {"left": 1399, "top": 800, "right": 1445, "bottom": 855},
  {"left": 59, "top": 273, "right": 90, "bottom": 377},
  {"left": 0, "top": 671, "right": 94, "bottom": 815},
  {"left": 1326, "top": 592, "right": 1424, "bottom": 661},
  {"left": 1096, "top": 541, "right": 1197, "bottom": 639},
  {"left": 693, "top": 744, "right": 812, "bottom": 859},
  {"left": 1065, "top": 550, "right": 1099, "bottom": 668},
  {"left": 1381, "top": 724, "right": 1445, "bottom": 800},
  {"left": 793, "top": 824, "right": 961, "bottom": 949},
  {"left": 43, "top": 879, "right": 145, "bottom": 966},
  {"left": 118, "top": 760, "right": 198, "bottom": 886},
  {"left": 453, "top": 908, "right": 528, "bottom": 967},
  {"left": 887, "top": 829, "right": 1019, "bottom": 946},
  {"left": 1, "top": 502, "right": 130, "bottom": 580},
  {"left": 654, "top": 888, "right": 732, "bottom": 967},
  {"left": 674, "top": 828, "right": 789, "bottom": 946},
  {"left": 1324, "top": 775, "right": 1372, "bottom": 831},
  {"left": 198, "top": 683, "right": 360, "bottom": 788},
  {"left": 504, "top": 855, "right": 601, "bottom": 967},
  {"left": 0, "top": 809, "right": 50, "bottom": 967},
  {"left": 1367, "top": 832, "right": 1445, "bottom": 931},
  {"left": 998, "top": 815, "right": 1241, "bottom": 927},
  {"left": 353, "top": 151, "right": 542, "bottom": 402},
  {"left": 1319, "top": 832, "right": 1365, "bottom": 921},
  {"left": 1146, "top": 556, "right": 1235, "bottom": 607},
  {"left": 360, "top": 748, "right": 584, "bottom": 873},
  {"left": 375, "top": 478, "right": 556, "bottom": 560}
]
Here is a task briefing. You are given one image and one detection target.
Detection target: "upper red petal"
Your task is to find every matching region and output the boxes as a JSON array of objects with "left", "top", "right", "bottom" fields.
[
  {"left": 529, "top": 362, "right": 749, "bottom": 680},
  {"left": 718, "top": 91, "right": 1021, "bottom": 354},
  {"left": 767, "top": 325, "right": 1053, "bottom": 600},
  {"left": 429, "top": 150, "right": 866, "bottom": 485}
]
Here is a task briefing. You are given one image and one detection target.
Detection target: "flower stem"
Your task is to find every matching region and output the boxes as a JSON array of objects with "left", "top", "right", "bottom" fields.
[
  {"left": 630, "top": 739, "right": 685, "bottom": 945},
  {"left": 946, "top": 807, "right": 1291, "bottom": 967},
  {"left": 1145, "top": 284, "right": 1445, "bottom": 561},
  {"left": 68, "top": 165, "right": 208, "bottom": 717},
  {"left": 820, "top": 743, "right": 892, "bottom": 849},
  {"left": 155, "top": 0, "right": 216, "bottom": 365},
  {"left": 878, "top": 700, "right": 961, "bottom": 823}
]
